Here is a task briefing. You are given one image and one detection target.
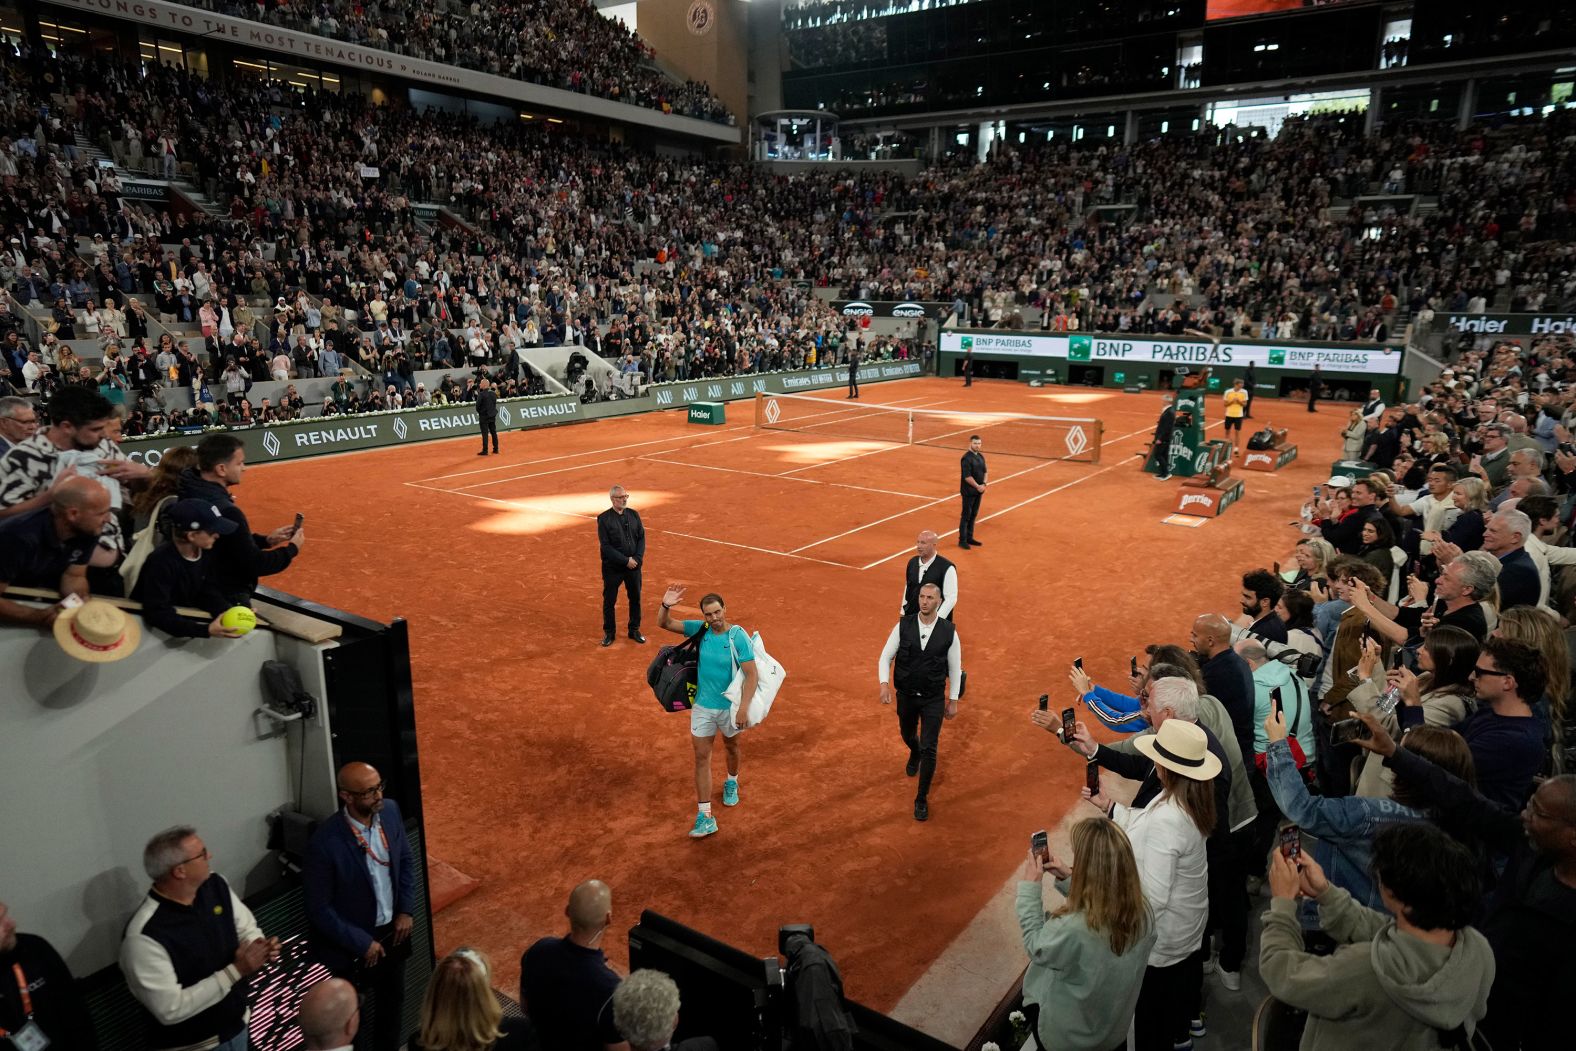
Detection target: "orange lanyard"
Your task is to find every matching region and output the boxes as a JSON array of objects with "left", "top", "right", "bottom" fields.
[
  {"left": 0, "top": 963, "right": 32, "bottom": 1036},
  {"left": 346, "top": 814, "right": 390, "bottom": 867}
]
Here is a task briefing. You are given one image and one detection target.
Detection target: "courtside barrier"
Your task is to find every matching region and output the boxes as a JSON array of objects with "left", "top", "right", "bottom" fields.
[{"left": 120, "top": 361, "right": 925, "bottom": 465}]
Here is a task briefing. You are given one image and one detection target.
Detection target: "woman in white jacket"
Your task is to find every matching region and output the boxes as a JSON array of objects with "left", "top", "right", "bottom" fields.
[{"left": 1084, "top": 718, "right": 1219, "bottom": 1051}]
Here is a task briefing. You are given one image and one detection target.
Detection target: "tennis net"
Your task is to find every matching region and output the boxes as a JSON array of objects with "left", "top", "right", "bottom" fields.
[{"left": 754, "top": 392, "right": 1104, "bottom": 463}]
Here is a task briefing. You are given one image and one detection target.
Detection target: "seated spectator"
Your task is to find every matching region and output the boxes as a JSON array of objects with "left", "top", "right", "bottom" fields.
[
  {"left": 1356, "top": 719, "right": 1575, "bottom": 1051},
  {"left": 130, "top": 498, "right": 247, "bottom": 639},
  {"left": 297, "top": 977, "right": 359, "bottom": 1051},
  {"left": 0, "top": 898, "right": 97, "bottom": 1049},
  {"left": 1259, "top": 825, "right": 1493, "bottom": 1049},
  {"left": 0, "top": 476, "right": 108, "bottom": 626},
  {"left": 519, "top": 880, "right": 628, "bottom": 1051},
  {"left": 1015, "top": 818, "right": 1156, "bottom": 1051},
  {"left": 121, "top": 825, "right": 282, "bottom": 1051},
  {"left": 611, "top": 969, "right": 717, "bottom": 1051},
  {"left": 413, "top": 948, "right": 536, "bottom": 1051}
]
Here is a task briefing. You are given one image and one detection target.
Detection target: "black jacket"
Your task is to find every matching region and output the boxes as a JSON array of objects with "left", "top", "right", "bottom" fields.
[
  {"left": 596, "top": 507, "right": 645, "bottom": 569},
  {"left": 0, "top": 932, "right": 96, "bottom": 1049},
  {"left": 476, "top": 387, "right": 498, "bottom": 420},
  {"left": 175, "top": 469, "right": 298, "bottom": 605},
  {"left": 784, "top": 934, "right": 855, "bottom": 1051},
  {"left": 1201, "top": 648, "right": 1257, "bottom": 765}
]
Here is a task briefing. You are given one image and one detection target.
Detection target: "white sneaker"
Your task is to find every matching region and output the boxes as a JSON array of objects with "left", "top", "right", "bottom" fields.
[{"left": 1220, "top": 969, "right": 1242, "bottom": 992}]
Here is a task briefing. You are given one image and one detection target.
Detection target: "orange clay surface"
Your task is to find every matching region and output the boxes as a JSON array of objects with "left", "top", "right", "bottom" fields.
[{"left": 241, "top": 378, "right": 1346, "bottom": 1009}]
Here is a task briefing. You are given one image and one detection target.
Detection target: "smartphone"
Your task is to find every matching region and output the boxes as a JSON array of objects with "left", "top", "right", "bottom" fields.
[
  {"left": 1129, "top": 655, "right": 1139, "bottom": 678},
  {"left": 1273, "top": 560, "right": 1281, "bottom": 576},
  {"left": 1073, "top": 656, "right": 1084, "bottom": 670},
  {"left": 1085, "top": 761, "right": 1100, "bottom": 794},
  {"left": 1271, "top": 686, "right": 1284, "bottom": 721},
  {"left": 1330, "top": 718, "right": 1371, "bottom": 745},
  {"left": 1060, "top": 707, "right": 1077, "bottom": 743},
  {"left": 1030, "top": 829, "right": 1049, "bottom": 862},
  {"left": 1037, "top": 693, "right": 1049, "bottom": 712},
  {"left": 1279, "top": 825, "right": 1302, "bottom": 860},
  {"left": 293, "top": 512, "right": 304, "bottom": 534},
  {"left": 1391, "top": 648, "right": 1406, "bottom": 671}
]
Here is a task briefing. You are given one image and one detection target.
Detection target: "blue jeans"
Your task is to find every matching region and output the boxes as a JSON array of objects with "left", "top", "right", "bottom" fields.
[{"left": 216, "top": 1030, "right": 251, "bottom": 1051}]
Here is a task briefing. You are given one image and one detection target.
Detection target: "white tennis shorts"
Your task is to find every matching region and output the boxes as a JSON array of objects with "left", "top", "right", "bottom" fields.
[{"left": 690, "top": 704, "right": 743, "bottom": 739}]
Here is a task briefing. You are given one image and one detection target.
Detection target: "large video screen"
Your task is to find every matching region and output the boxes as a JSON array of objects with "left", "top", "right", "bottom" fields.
[{"left": 1207, "top": 0, "right": 1368, "bottom": 20}]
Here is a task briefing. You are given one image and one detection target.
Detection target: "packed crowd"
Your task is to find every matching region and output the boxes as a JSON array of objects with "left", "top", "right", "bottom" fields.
[
  {"left": 180, "top": 0, "right": 732, "bottom": 123},
  {"left": 1005, "top": 336, "right": 1576, "bottom": 1050},
  {"left": 1, "top": 47, "right": 1572, "bottom": 440}
]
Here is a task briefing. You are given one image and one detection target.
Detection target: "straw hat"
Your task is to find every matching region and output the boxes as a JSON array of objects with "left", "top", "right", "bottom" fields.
[
  {"left": 54, "top": 599, "right": 141, "bottom": 663},
  {"left": 1134, "top": 720, "right": 1221, "bottom": 781}
]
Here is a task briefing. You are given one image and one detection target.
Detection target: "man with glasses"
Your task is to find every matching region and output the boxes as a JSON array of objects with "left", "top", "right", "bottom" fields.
[
  {"left": 122, "top": 826, "right": 281, "bottom": 1051},
  {"left": 1413, "top": 636, "right": 1547, "bottom": 810},
  {"left": 0, "top": 396, "right": 37, "bottom": 454},
  {"left": 305, "top": 762, "right": 415, "bottom": 1051}
]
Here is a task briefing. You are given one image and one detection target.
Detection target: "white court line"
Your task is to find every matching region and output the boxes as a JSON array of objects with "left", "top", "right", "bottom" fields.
[
  {"left": 858, "top": 420, "right": 1222, "bottom": 569},
  {"left": 416, "top": 390, "right": 932, "bottom": 485},
  {"left": 773, "top": 399, "right": 961, "bottom": 477},
  {"left": 405, "top": 481, "right": 858, "bottom": 569},
  {"left": 639, "top": 456, "right": 936, "bottom": 500},
  {"left": 788, "top": 458, "right": 1060, "bottom": 554}
]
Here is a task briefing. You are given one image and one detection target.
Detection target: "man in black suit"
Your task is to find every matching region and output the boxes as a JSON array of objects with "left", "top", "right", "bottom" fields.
[
  {"left": 598, "top": 485, "right": 646, "bottom": 646},
  {"left": 1484, "top": 509, "right": 1542, "bottom": 609},
  {"left": 846, "top": 346, "right": 860, "bottom": 399},
  {"left": 1307, "top": 365, "right": 1322, "bottom": 413},
  {"left": 613, "top": 969, "right": 719, "bottom": 1051},
  {"left": 305, "top": 762, "right": 416, "bottom": 1051},
  {"left": 958, "top": 435, "right": 987, "bottom": 548},
  {"left": 476, "top": 375, "right": 498, "bottom": 455}
]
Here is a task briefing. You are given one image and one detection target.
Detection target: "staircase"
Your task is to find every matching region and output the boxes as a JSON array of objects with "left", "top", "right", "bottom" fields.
[{"left": 75, "top": 134, "right": 228, "bottom": 218}]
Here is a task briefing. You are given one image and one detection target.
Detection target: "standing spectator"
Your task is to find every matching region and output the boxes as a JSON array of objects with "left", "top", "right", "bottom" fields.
[
  {"left": 1016, "top": 818, "right": 1156, "bottom": 1051},
  {"left": 1357, "top": 723, "right": 1576, "bottom": 1051},
  {"left": 1258, "top": 826, "right": 1493, "bottom": 1050},
  {"left": 413, "top": 949, "right": 536, "bottom": 1051},
  {"left": 656, "top": 586, "right": 757, "bottom": 838},
  {"left": 304, "top": 762, "right": 417, "bottom": 1051},
  {"left": 476, "top": 376, "right": 498, "bottom": 455},
  {"left": 0, "top": 898, "right": 97, "bottom": 1049},
  {"left": 0, "top": 386, "right": 131, "bottom": 528},
  {"left": 1190, "top": 612, "right": 1257, "bottom": 766},
  {"left": 1086, "top": 719, "right": 1218, "bottom": 1051},
  {"left": 597, "top": 485, "right": 646, "bottom": 647},
  {"left": 519, "top": 881, "right": 627, "bottom": 1051},
  {"left": 877, "top": 581, "right": 964, "bottom": 822},
  {"left": 1239, "top": 568, "right": 1287, "bottom": 643},
  {"left": 298, "top": 977, "right": 360, "bottom": 1051},
  {"left": 1480, "top": 510, "right": 1541, "bottom": 609},
  {"left": 0, "top": 477, "right": 108, "bottom": 627},
  {"left": 176, "top": 434, "right": 302, "bottom": 606},
  {"left": 958, "top": 434, "right": 986, "bottom": 548},
  {"left": 612, "top": 969, "right": 714, "bottom": 1051},
  {"left": 121, "top": 826, "right": 282, "bottom": 1051},
  {"left": 900, "top": 529, "right": 958, "bottom": 619},
  {"left": 1340, "top": 408, "right": 1368, "bottom": 459}
]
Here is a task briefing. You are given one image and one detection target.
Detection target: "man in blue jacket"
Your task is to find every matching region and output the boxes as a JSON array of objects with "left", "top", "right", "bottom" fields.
[{"left": 305, "top": 762, "right": 416, "bottom": 1051}]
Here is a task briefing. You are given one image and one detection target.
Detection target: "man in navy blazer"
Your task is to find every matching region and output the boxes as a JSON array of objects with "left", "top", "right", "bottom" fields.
[
  {"left": 1484, "top": 510, "right": 1543, "bottom": 610},
  {"left": 305, "top": 762, "right": 416, "bottom": 1051}
]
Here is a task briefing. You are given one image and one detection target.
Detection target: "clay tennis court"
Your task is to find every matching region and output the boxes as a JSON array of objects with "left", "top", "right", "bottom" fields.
[{"left": 242, "top": 377, "right": 1345, "bottom": 1010}]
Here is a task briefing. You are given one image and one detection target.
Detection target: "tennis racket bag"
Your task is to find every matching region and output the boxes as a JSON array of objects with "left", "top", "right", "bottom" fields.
[{"left": 647, "top": 630, "right": 703, "bottom": 712}]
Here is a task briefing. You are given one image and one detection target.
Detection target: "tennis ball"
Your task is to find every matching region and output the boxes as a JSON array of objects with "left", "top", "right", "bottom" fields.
[{"left": 220, "top": 606, "right": 257, "bottom": 635}]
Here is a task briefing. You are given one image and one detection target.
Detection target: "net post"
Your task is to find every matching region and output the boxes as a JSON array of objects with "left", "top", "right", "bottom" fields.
[
  {"left": 907, "top": 410, "right": 913, "bottom": 446},
  {"left": 754, "top": 391, "right": 764, "bottom": 428},
  {"left": 1091, "top": 420, "right": 1104, "bottom": 464}
]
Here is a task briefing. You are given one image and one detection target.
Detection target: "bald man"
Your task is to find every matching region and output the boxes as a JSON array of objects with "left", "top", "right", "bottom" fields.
[
  {"left": 1190, "top": 613, "right": 1256, "bottom": 763},
  {"left": 304, "top": 763, "right": 415, "bottom": 1051},
  {"left": 0, "top": 475, "right": 111, "bottom": 626},
  {"left": 900, "top": 529, "right": 958, "bottom": 619},
  {"left": 520, "top": 880, "right": 630, "bottom": 1051},
  {"left": 298, "top": 977, "right": 358, "bottom": 1051}
]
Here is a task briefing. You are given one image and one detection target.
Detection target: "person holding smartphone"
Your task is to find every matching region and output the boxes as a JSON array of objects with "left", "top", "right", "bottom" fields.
[{"left": 1015, "top": 819, "right": 1156, "bottom": 1051}]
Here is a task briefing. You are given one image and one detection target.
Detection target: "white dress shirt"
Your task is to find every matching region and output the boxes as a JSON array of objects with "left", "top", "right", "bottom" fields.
[
  {"left": 900, "top": 555, "right": 959, "bottom": 618},
  {"left": 877, "top": 614, "right": 963, "bottom": 700}
]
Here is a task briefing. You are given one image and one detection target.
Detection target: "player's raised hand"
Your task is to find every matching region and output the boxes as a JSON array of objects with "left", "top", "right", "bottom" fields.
[{"left": 662, "top": 584, "right": 686, "bottom": 607}]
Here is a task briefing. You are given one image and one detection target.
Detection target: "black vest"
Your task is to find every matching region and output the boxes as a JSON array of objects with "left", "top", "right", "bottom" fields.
[
  {"left": 134, "top": 875, "right": 246, "bottom": 1046},
  {"left": 902, "top": 554, "right": 955, "bottom": 618},
  {"left": 894, "top": 615, "right": 956, "bottom": 698}
]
